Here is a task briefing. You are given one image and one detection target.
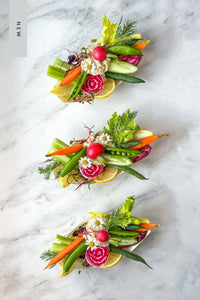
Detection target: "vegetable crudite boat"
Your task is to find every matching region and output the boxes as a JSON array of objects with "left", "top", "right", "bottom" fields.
[
  {"left": 41, "top": 196, "right": 159, "bottom": 276},
  {"left": 47, "top": 15, "right": 150, "bottom": 103},
  {"left": 39, "top": 110, "right": 170, "bottom": 189}
]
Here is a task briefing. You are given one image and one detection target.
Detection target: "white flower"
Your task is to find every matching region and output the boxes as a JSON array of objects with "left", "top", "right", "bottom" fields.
[
  {"left": 85, "top": 235, "right": 98, "bottom": 250},
  {"left": 99, "top": 133, "right": 111, "bottom": 145},
  {"left": 79, "top": 156, "right": 92, "bottom": 169},
  {"left": 82, "top": 61, "right": 96, "bottom": 74},
  {"left": 91, "top": 216, "right": 105, "bottom": 231},
  {"left": 95, "top": 41, "right": 105, "bottom": 47}
]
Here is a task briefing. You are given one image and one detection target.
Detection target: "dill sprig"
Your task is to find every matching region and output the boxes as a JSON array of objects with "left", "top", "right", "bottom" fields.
[
  {"left": 114, "top": 17, "right": 138, "bottom": 46},
  {"left": 104, "top": 210, "right": 127, "bottom": 231},
  {"left": 38, "top": 159, "right": 62, "bottom": 180},
  {"left": 40, "top": 250, "right": 56, "bottom": 268}
]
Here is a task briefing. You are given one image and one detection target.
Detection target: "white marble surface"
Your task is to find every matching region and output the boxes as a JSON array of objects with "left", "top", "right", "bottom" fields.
[{"left": 0, "top": 0, "right": 200, "bottom": 299}]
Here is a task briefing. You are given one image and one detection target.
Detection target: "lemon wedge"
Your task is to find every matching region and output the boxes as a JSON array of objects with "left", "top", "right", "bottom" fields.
[
  {"left": 94, "top": 78, "right": 115, "bottom": 99},
  {"left": 93, "top": 166, "right": 118, "bottom": 183},
  {"left": 101, "top": 252, "right": 122, "bottom": 269}
]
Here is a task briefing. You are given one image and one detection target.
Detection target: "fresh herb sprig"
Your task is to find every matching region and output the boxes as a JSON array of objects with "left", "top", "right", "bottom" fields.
[
  {"left": 114, "top": 17, "right": 138, "bottom": 46},
  {"left": 38, "top": 159, "right": 61, "bottom": 180},
  {"left": 40, "top": 250, "right": 56, "bottom": 268}
]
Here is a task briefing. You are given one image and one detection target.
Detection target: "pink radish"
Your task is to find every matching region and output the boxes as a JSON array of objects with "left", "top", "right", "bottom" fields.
[
  {"left": 119, "top": 55, "right": 142, "bottom": 66},
  {"left": 96, "top": 230, "right": 109, "bottom": 242},
  {"left": 132, "top": 145, "right": 152, "bottom": 163},
  {"left": 87, "top": 143, "right": 104, "bottom": 159},
  {"left": 79, "top": 164, "right": 104, "bottom": 179},
  {"left": 82, "top": 74, "right": 104, "bottom": 95},
  {"left": 92, "top": 46, "right": 107, "bottom": 61},
  {"left": 86, "top": 246, "right": 109, "bottom": 267}
]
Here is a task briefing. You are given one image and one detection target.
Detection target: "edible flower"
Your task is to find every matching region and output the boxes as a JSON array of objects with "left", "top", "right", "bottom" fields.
[
  {"left": 82, "top": 61, "right": 96, "bottom": 74},
  {"left": 95, "top": 41, "right": 104, "bottom": 47},
  {"left": 91, "top": 216, "right": 105, "bottom": 231},
  {"left": 99, "top": 133, "right": 111, "bottom": 145},
  {"left": 85, "top": 235, "right": 98, "bottom": 250},
  {"left": 79, "top": 156, "right": 92, "bottom": 169}
]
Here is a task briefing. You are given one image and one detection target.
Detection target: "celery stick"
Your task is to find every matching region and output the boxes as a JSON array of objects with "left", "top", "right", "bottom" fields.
[
  {"left": 52, "top": 138, "right": 69, "bottom": 150},
  {"left": 56, "top": 234, "right": 74, "bottom": 245},
  {"left": 53, "top": 58, "right": 70, "bottom": 72},
  {"left": 47, "top": 65, "right": 66, "bottom": 81},
  {"left": 46, "top": 138, "right": 71, "bottom": 165},
  {"left": 51, "top": 242, "right": 67, "bottom": 254}
]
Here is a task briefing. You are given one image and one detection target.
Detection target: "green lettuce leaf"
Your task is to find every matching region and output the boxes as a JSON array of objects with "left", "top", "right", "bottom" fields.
[
  {"left": 103, "top": 109, "right": 140, "bottom": 145},
  {"left": 118, "top": 196, "right": 135, "bottom": 217},
  {"left": 99, "top": 14, "right": 117, "bottom": 44}
]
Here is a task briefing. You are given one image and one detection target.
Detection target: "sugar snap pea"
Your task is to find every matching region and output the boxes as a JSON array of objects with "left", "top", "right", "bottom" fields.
[
  {"left": 109, "top": 230, "right": 140, "bottom": 237},
  {"left": 115, "top": 141, "right": 142, "bottom": 148},
  {"left": 107, "top": 45, "right": 142, "bottom": 56},
  {"left": 105, "top": 146, "right": 143, "bottom": 157},
  {"left": 68, "top": 71, "right": 87, "bottom": 101},
  {"left": 60, "top": 147, "right": 87, "bottom": 177},
  {"left": 63, "top": 241, "right": 87, "bottom": 272}
]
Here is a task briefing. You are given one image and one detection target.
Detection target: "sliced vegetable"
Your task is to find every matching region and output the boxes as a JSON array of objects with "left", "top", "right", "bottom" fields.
[
  {"left": 46, "top": 144, "right": 83, "bottom": 157},
  {"left": 132, "top": 145, "right": 152, "bottom": 163},
  {"left": 109, "top": 235, "right": 138, "bottom": 247},
  {"left": 60, "top": 147, "right": 87, "bottom": 177},
  {"left": 86, "top": 246, "right": 109, "bottom": 267},
  {"left": 134, "top": 40, "right": 150, "bottom": 50},
  {"left": 127, "top": 134, "right": 170, "bottom": 150},
  {"left": 106, "top": 72, "right": 144, "bottom": 83},
  {"left": 108, "top": 59, "right": 138, "bottom": 74},
  {"left": 60, "top": 65, "right": 81, "bottom": 86},
  {"left": 99, "top": 154, "right": 132, "bottom": 166},
  {"left": 118, "top": 55, "right": 142, "bottom": 66},
  {"left": 44, "top": 236, "right": 85, "bottom": 269},
  {"left": 107, "top": 45, "right": 142, "bottom": 56},
  {"left": 80, "top": 164, "right": 104, "bottom": 179},
  {"left": 109, "top": 245, "right": 152, "bottom": 269},
  {"left": 63, "top": 241, "right": 87, "bottom": 272},
  {"left": 107, "top": 164, "right": 147, "bottom": 180},
  {"left": 82, "top": 74, "right": 104, "bottom": 95}
]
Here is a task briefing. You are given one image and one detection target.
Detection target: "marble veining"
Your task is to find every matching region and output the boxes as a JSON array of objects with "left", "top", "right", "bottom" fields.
[{"left": 0, "top": 0, "right": 200, "bottom": 299}]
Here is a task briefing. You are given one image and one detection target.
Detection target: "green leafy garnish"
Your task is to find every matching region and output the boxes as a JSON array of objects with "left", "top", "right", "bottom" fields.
[
  {"left": 114, "top": 17, "right": 138, "bottom": 46},
  {"left": 103, "top": 109, "right": 140, "bottom": 145},
  {"left": 38, "top": 159, "right": 61, "bottom": 180},
  {"left": 105, "top": 196, "right": 141, "bottom": 231},
  {"left": 99, "top": 14, "right": 117, "bottom": 44}
]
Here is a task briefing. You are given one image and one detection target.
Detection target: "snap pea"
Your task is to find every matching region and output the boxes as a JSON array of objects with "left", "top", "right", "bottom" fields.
[
  {"left": 107, "top": 45, "right": 142, "bottom": 56},
  {"left": 63, "top": 241, "right": 87, "bottom": 272},
  {"left": 106, "top": 71, "right": 145, "bottom": 83},
  {"left": 109, "top": 230, "right": 140, "bottom": 237},
  {"left": 125, "top": 224, "right": 148, "bottom": 230},
  {"left": 107, "top": 164, "right": 147, "bottom": 180},
  {"left": 105, "top": 146, "right": 143, "bottom": 157},
  {"left": 60, "top": 147, "right": 87, "bottom": 177},
  {"left": 109, "top": 245, "right": 152, "bottom": 269},
  {"left": 68, "top": 71, "right": 87, "bottom": 101}
]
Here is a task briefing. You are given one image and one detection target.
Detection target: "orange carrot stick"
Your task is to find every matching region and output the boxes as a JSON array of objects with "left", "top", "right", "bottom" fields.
[
  {"left": 134, "top": 40, "right": 150, "bottom": 51},
  {"left": 44, "top": 236, "right": 84, "bottom": 269},
  {"left": 46, "top": 144, "right": 83, "bottom": 157},
  {"left": 60, "top": 65, "right": 81, "bottom": 86},
  {"left": 136, "top": 223, "right": 160, "bottom": 232},
  {"left": 127, "top": 134, "right": 170, "bottom": 150}
]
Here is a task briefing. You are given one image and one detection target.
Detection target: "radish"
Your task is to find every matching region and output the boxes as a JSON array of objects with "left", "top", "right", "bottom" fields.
[
  {"left": 82, "top": 74, "right": 104, "bottom": 95},
  {"left": 119, "top": 55, "right": 142, "bottom": 66},
  {"left": 92, "top": 46, "right": 107, "bottom": 61},
  {"left": 132, "top": 145, "right": 152, "bottom": 163},
  {"left": 80, "top": 164, "right": 104, "bottom": 179},
  {"left": 96, "top": 230, "right": 109, "bottom": 242},
  {"left": 87, "top": 143, "right": 104, "bottom": 159},
  {"left": 86, "top": 246, "right": 109, "bottom": 267}
]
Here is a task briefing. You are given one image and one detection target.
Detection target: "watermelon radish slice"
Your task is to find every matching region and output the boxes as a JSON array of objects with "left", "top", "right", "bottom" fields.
[
  {"left": 82, "top": 75, "right": 104, "bottom": 95},
  {"left": 132, "top": 145, "right": 152, "bottom": 163},
  {"left": 86, "top": 246, "right": 109, "bottom": 267},
  {"left": 79, "top": 164, "right": 104, "bottom": 179},
  {"left": 119, "top": 55, "right": 142, "bottom": 66}
]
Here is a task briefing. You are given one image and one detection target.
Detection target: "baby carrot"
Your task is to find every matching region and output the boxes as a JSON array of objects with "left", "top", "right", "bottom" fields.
[
  {"left": 46, "top": 144, "right": 83, "bottom": 157},
  {"left": 60, "top": 65, "right": 81, "bottom": 86},
  {"left": 44, "top": 236, "right": 84, "bottom": 269},
  {"left": 136, "top": 223, "right": 160, "bottom": 232},
  {"left": 134, "top": 40, "right": 150, "bottom": 51},
  {"left": 127, "top": 134, "right": 170, "bottom": 150}
]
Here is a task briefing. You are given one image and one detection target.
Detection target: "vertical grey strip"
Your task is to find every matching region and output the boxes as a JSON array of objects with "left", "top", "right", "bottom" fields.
[{"left": 9, "top": 0, "right": 27, "bottom": 57}]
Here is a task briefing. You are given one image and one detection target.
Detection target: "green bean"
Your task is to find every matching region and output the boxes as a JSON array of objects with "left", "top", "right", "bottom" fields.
[
  {"left": 106, "top": 71, "right": 145, "bottom": 83},
  {"left": 115, "top": 141, "right": 142, "bottom": 148},
  {"left": 60, "top": 147, "right": 87, "bottom": 177},
  {"left": 107, "top": 164, "right": 147, "bottom": 180},
  {"left": 68, "top": 71, "right": 87, "bottom": 101},
  {"left": 109, "top": 230, "right": 140, "bottom": 237},
  {"left": 63, "top": 241, "right": 87, "bottom": 272}
]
